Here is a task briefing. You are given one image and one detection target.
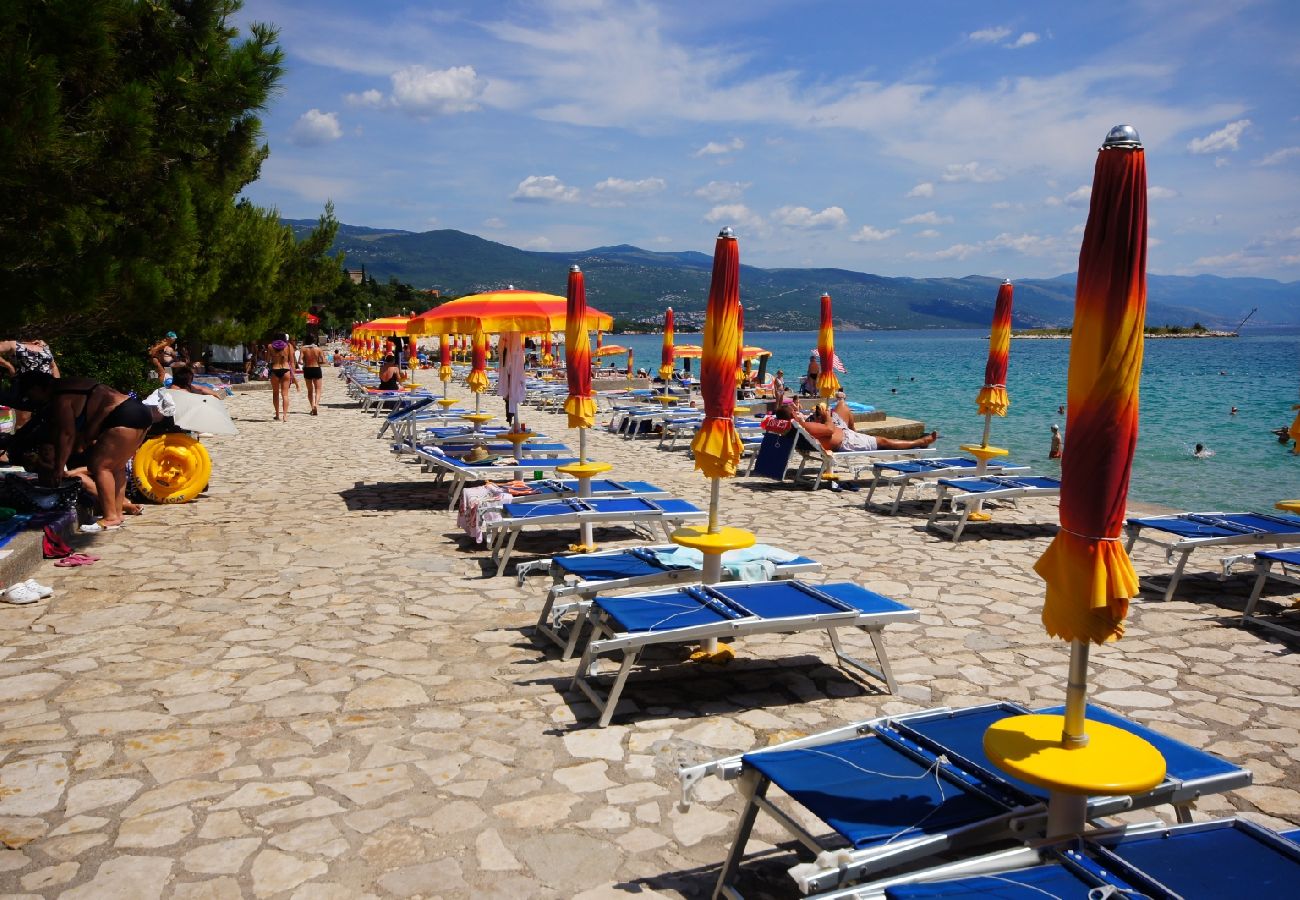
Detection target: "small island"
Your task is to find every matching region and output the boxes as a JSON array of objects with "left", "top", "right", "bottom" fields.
[{"left": 1012, "top": 323, "right": 1238, "bottom": 339}]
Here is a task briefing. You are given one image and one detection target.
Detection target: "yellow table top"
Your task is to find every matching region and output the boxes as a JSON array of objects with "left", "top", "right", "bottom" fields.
[
  {"left": 984, "top": 714, "right": 1166, "bottom": 796},
  {"left": 503, "top": 432, "right": 537, "bottom": 444},
  {"left": 1276, "top": 499, "right": 1300, "bottom": 514},
  {"left": 670, "top": 525, "right": 756, "bottom": 555},
  {"left": 461, "top": 413, "right": 495, "bottom": 425},
  {"left": 654, "top": 395, "right": 678, "bottom": 404},
  {"left": 555, "top": 461, "right": 613, "bottom": 478},
  {"left": 960, "top": 443, "right": 1010, "bottom": 459},
  {"left": 435, "top": 398, "right": 459, "bottom": 408}
]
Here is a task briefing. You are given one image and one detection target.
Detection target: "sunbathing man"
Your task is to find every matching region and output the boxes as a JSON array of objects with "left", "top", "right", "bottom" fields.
[{"left": 796, "top": 403, "right": 937, "bottom": 453}]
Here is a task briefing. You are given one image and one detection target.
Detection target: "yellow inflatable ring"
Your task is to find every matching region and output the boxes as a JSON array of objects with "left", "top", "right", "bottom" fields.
[{"left": 132, "top": 433, "right": 211, "bottom": 504}]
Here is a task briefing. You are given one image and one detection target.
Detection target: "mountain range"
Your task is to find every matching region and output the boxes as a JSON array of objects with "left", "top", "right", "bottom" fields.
[{"left": 285, "top": 220, "right": 1299, "bottom": 330}]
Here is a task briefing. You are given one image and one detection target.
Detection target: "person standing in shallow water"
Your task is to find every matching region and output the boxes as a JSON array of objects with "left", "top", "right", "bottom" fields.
[{"left": 1049, "top": 424, "right": 1063, "bottom": 459}]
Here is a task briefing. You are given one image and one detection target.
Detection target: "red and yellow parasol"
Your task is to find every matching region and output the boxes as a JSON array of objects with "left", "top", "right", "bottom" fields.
[
  {"left": 438, "top": 333, "right": 453, "bottom": 383},
  {"left": 660, "top": 308, "right": 675, "bottom": 380},
  {"left": 977, "top": 280, "right": 1014, "bottom": 418},
  {"left": 735, "top": 304, "right": 746, "bottom": 388},
  {"left": 563, "top": 266, "right": 596, "bottom": 430},
  {"left": 816, "top": 293, "right": 840, "bottom": 397},
  {"left": 467, "top": 325, "right": 489, "bottom": 395},
  {"left": 690, "top": 229, "right": 745, "bottom": 481},
  {"left": 542, "top": 332, "right": 554, "bottom": 367},
  {"left": 1289, "top": 403, "right": 1299, "bottom": 454},
  {"left": 406, "top": 290, "right": 611, "bottom": 336}
]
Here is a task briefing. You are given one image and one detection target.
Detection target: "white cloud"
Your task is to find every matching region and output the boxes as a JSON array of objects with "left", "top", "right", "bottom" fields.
[
  {"left": 510, "top": 175, "right": 580, "bottom": 203},
  {"left": 850, "top": 225, "right": 898, "bottom": 242},
  {"left": 1256, "top": 146, "right": 1300, "bottom": 166},
  {"left": 969, "top": 27, "right": 1012, "bottom": 43},
  {"left": 695, "top": 180, "right": 750, "bottom": 202},
  {"left": 906, "top": 182, "right": 935, "bottom": 198},
  {"left": 482, "top": 217, "right": 506, "bottom": 229},
  {"left": 344, "top": 89, "right": 385, "bottom": 109},
  {"left": 1187, "top": 119, "right": 1250, "bottom": 154},
  {"left": 912, "top": 231, "right": 1059, "bottom": 261},
  {"left": 1008, "top": 32, "right": 1039, "bottom": 48},
  {"left": 289, "top": 109, "right": 343, "bottom": 146},
  {"left": 523, "top": 236, "right": 553, "bottom": 250},
  {"left": 928, "top": 243, "right": 981, "bottom": 261},
  {"left": 592, "top": 177, "right": 667, "bottom": 205},
  {"left": 704, "top": 203, "right": 764, "bottom": 234},
  {"left": 695, "top": 137, "right": 745, "bottom": 157},
  {"left": 1147, "top": 185, "right": 1179, "bottom": 200},
  {"left": 991, "top": 201, "right": 1015, "bottom": 210},
  {"left": 1214, "top": 156, "right": 1230, "bottom": 167},
  {"left": 902, "top": 211, "right": 954, "bottom": 225},
  {"left": 917, "top": 229, "right": 941, "bottom": 238},
  {"left": 390, "top": 65, "right": 484, "bottom": 115},
  {"left": 1063, "top": 185, "right": 1091, "bottom": 207},
  {"left": 772, "top": 205, "right": 848, "bottom": 230},
  {"left": 940, "top": 162, "right": 1004, "bottom": 183}
]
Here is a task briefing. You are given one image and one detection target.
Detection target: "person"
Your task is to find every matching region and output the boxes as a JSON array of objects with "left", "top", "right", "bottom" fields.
[
  {"left": 760, "top": 402, "right": 795, "bottom": 435},
  {"left": 16, "top": 374, "right": 156, "bottom": 529},
  {"left": 148, "top": 332, "right": 180, "bottom": 380},
  {"left": 300, "top": 341, "right": 326, "bottom": 415},
  {"left": 377, "top": 341, "right": 402, "bottom": 391},
  {"left": 796, "top": 403, "right": 937, "bottom": 453},
  {"left": 806, "top": 351, "right": 820, "bottom": 379},
  {"left": 169, "top": 364, "right": 221, "bottom": 398},
  {"left": 1057, "top": 404, "right": 1065, "bottom": 415},
  {"left": 799, "top": 373, "right": 818, "bottom": 396},
  {"left": 831, "top": 390, "right": 857, "bottom": 431},
  {"left": 1193, "top": 442, "right": 1212, "bottom": 458},
  {"left": 0, "top": 339, "right": 60, "bottom": 427},
  {"left": 771, "top": 369, "right": 786, "bottom": 402},
  {"left": 1230, "top": 406, "right": 1238, "bottom": 416},
  {"left": 1049, "top": 424, "right": 1063, "bottom": 459},
  {"left": 267, "top": 335, "right": 297, "bottom": 421}
]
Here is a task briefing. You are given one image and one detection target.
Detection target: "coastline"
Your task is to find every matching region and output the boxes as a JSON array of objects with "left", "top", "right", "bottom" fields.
[{"left": 1011, "top": 331, "right": 1239, "bottom": 340}]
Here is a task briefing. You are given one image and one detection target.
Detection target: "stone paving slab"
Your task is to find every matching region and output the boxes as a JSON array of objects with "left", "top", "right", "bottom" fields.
[{"left": 0, "top": 370, "right": 1295, "bottom": 898}]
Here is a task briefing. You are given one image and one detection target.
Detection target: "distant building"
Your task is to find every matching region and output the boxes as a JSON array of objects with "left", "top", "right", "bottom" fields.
[
  {"left": 346, "top": 267, "right": 365, "bottom": 284},
  {"left": 422, "top": 288, "right": 441, "bottom": 298}
]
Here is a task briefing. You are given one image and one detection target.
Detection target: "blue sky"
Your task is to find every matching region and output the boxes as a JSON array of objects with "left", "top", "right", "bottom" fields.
[{"left": 238, "top": 0, "right": 1300, "bottom": 281}]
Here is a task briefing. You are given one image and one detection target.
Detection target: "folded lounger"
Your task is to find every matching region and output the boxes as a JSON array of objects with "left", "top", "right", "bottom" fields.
[
  {"left": 531, "top": 544, "right": 822, "bottom": 659},
  {"left": 1123, "top": 511, "right": 1300, "bottom": 602},
  {"left": 864, "top": 457, "right": 1030, "bottom": 515},
  {"left": 792, "top": 422, "right": 929, "bottom": 491},
  {"left": 926, "top": 475, "right": 1062, "bottom": 542},
  {"left": 419, "top": 451, "right": 584, "bottom": 510},
  {"left": 678, "top": 701, "right": 1251, "bottom": 898},
  {"left": 484, "top": 496, "right": 707, "bottom": 577},
  {"left": 572, "top": 580, "right": 918, "bottom": 727},
  {"left": 1240, "top": 547, "right": 1300, "bottom": 636},
  {"left": 874, "top": 818, "right": 1300, "bottom": 900}
]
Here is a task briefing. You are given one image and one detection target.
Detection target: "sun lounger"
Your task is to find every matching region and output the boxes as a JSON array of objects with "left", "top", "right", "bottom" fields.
[
  {"left": 865, "top": 457, "right": 1030, "bottom": 514},
  {"left": 870, "top": 817, "right": 1300, "bottom": 900},
  {"left": 484, "top": 496, "right": 707, "bottom": 577},
  {"left": 791, "top": 422, "right": 929, "bottom": 490},
  {"left": 1239, "top": 547, "right": 1300, "bottom": 637},
  {"left": 571, "top": 580, "right": 918, "bottom": 726},
  {"left": 1124, "top": 511, "right": 1300, "bottom": 602},
  {"left": 500, "top": 478, "right": 666, "bottom": 504},
  {"left": 418, "top": 449, "right": 585, "bottom": 510},
  {"left": 529, "top": 544, "right": 822, "bottom": 658},
  {"left": 926, "top": 475, "right": 1062, "bottom": 542},
  {"left": 678, "top": 701, "right": 1252, "bottom": 898}
]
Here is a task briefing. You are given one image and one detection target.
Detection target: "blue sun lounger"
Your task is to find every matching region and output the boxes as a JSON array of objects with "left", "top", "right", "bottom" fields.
[
  {"left": 1124, "top": 511, "right": 1300, "bottom": 601},
  {"left": 530, "top": 544, "right": 822, "bottom": 658},
  {"left": 927, "top": 475, "right": 1062, "bottom": 542},
  {"left": 865, "top": 457, "right": 1030, "bottom": 514},
  {"left": 484, "top": 496, "right": 707, "bottom": 577},
  {"left": 679, "top": 701, "right": 1251, "bottom": 898},
  {"left": 1240, "top": 547, "right": 1300, "bottom": 637},
  {"left": 572, "top": 580, "right": 918, "bottom": 726},
  {"left": 418, "top": 450, "right": 585, "bottom": 509},
  {"left": 873, "top": 818, "right": 1300, "bottom": 900}
]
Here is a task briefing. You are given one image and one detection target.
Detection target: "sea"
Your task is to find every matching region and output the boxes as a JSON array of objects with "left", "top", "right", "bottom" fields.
[{"left": 607, "top": 327, "right": 1300, "bottom": 513}]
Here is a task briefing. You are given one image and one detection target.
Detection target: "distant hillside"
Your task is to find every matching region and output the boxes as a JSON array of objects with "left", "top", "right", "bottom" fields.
[{"left": 285, "top": 220, "right": 1299, "bottom": 329}]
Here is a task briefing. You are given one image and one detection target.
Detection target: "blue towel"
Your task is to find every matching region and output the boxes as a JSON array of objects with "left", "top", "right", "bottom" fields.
[{"left": 648, "top": 544, "right": 801, "bottom": 581}]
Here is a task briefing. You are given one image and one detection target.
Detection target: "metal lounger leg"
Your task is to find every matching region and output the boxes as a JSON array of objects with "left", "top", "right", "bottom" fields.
[
  {"left": 495, "top": 528, "right": 522, "bottom": 578},
  {"left": 711, "top": 770, "right": 769, "bottom": 900},
  {"left": 951, "top": 502, "right": 972, "bottom": 542},
  {"left": 596, "top": 649, "right": 640, "bottom": 727},
  {"left": 1242, "top": 559, "right": 1271, "bottom": 623},
  {"left": 927, "top": 487, "right": 947, "bottom": 528},
  {"left": 890, "top": 482, "right": 908, "bottom": 515},
  {"left": 826, "top": 626, "right": 898, "bottom": 694},
  {"left": 1162, "top": 549, "right": 1192, "bottom": 602}
]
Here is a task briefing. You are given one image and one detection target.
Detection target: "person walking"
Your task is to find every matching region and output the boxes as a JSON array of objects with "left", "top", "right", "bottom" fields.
[
  {"left": 300, "top": 341, "right": 326, "bottom": 415},
  {"left": 267, "top": 335, "right": 297, "bottom": 421}
]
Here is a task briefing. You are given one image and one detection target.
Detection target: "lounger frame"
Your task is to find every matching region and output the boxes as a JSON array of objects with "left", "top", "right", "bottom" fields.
[
  {"left": 864, "top": 458, "right": 1029, "bottom": 515},
  {"left": 926, "top": 476, "right": 1061, "bottom": 542}
]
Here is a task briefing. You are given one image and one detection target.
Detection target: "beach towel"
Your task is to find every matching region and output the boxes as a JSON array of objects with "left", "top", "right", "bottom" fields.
[
  {"left": 647, "top": 544, "right": 799, "bottom": 582},
  {"left": 457, "top": 485, "right": 506, "bottom": 544}
]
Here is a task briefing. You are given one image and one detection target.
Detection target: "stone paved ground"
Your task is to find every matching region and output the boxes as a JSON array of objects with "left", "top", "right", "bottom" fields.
[{"left": 0, "top": 372, "right": 1296, "bottom": 899}]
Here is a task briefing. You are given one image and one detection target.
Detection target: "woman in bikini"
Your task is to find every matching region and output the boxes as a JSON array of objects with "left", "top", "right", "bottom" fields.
[
  {"left": 377, "top": 340, "right": 402, "bottom": 391},
  {"left": 148, "top": 332, "right": 179, "bottom": 380},
  {"left": 18, "top": 374, "right": 156, "bottom": 529},
  {"left": 299, "top": 341, "right": 326, "bottom": 415},
  {"left": 267, "top": 336, "right": 297, "bottom": 421}
]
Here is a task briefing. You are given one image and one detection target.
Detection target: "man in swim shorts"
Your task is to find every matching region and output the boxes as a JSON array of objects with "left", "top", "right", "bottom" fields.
[{"left": 300, "top": 342, "right": 326, "bottom": 416}]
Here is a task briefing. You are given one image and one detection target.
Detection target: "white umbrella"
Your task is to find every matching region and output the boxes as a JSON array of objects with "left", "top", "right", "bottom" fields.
[
  {"left": 497, "top": 331, "right": 527, "bottom": 425},
  {"left": 166, "top": 390, "right": 239, "bottom": 435}
]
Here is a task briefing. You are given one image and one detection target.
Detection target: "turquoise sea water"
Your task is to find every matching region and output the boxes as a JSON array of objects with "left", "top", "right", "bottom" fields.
[{"left": 610, "top": 327, "right": 1300, "bottom": 513}]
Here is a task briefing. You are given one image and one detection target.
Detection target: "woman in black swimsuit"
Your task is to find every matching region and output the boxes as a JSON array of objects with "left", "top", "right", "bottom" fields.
[
  {"left": 18, "top": 374, "right": 156, "bottom": 528},
  {"left": 267, "top": 335, "right": 297, "bottom": 421},
  {"left": 377, "top": 340, "right": 402, "bottom": 391}
]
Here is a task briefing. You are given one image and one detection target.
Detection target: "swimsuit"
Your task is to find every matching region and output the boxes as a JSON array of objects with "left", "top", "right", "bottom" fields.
[
  {"left": 99, "top": 397, "right": 153, "bottom": 431},
  {"left": 378, "top": 376, "right": 400, "bottom": 390},
  {"left": 13, "top": 342, "right": 54, "bottom": 375},
  {"left": 302, "top": 366, "right": 323, "bottom": 380},
  {"left": 270, "top": 368, "right": 290, "bottom": 378}
]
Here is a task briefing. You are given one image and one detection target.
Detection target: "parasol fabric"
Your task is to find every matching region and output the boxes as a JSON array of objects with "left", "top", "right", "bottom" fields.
[
  {"left": 1034, "top": 137, "right": 1147, "bottom": 644},
  {"left": 407, "top": 290, "right": 612, "bottom": 336},
  {"left": 542, "top": 333, "right": 554, "bottom": 367},
  {"left": 977, "top": 281, "right": 1014, "bottom": 416},
  {"left": 438, "top": 334, "right": 453, "bottom": 382},
  {"left": 816, "top": 293, "right": 841, "bottom": 397},
  {"left": 690, "top": 230, "right": 745, "bottom": 479},
  {"left": 467, "top": 325, "right": 490, "bottom": 394},
  {"left": 735, "top": 304, "right": 746, "bottom": 388},
  {"left": 1290, "top": 403, "right": 1300, "bottom": 452},
  {"left": 498, "top": 331, "right": 527, "bottom": 418},
  {"left": 660, "top": 308, "right": 675, "bottom": 379},
  {"left": 563, "top": 267, "right": 596, "bottom": 429}
]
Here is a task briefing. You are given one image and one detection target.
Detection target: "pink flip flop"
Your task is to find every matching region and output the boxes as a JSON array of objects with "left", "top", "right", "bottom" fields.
[
  {"left": 68, "top": 553, "right": 100, "bottom": 563},
  {"left": 54, "top": 556, "right": 93, "bottom": 567}
]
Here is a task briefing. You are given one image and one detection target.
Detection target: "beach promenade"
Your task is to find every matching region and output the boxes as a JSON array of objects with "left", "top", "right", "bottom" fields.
[{"left": 0, "top": 372, "right": 1295, "bottom": 898}]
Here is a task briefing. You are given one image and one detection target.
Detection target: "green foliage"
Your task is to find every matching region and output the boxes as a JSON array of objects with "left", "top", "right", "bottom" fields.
[{"left": 49, "top": 332, "right": 157, "bottom": 397}]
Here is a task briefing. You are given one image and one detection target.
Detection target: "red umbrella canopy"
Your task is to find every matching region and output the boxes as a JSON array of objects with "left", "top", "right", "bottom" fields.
[
  {"left": 977, "top": 281, "right": 1015, "bottom": 416},
  {"left": 816, "top": 293, "right": 841, "bottom": 397},
  {"left": 690, "top": 228, "right": 745, "bottom": 479},
  {"left": 1034, "top": 125, "right": 1148, "bottom": 644},
  {"left": 563, "top": 266, "right": 595, "bottom": 429}
]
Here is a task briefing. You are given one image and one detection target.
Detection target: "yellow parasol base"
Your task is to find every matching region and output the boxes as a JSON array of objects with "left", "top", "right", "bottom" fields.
[
  {"left": 556, "top": 461, "right": 612, "bottom": 479},
  {"left": 670, "top": 525, "right": 756, "bottom": 557},
  {"left": 462, "top": 412, "right": 495, "bottom": 426},
  {"left": 502, "top": 432, "right": 537, "bottom": 455},
  {"left": 435, "top": 398, "right": 459, "bottom": 410},
  {"left": 960, "top": 445, "right": 1011, "bottom": 521},
  {"left": 983, "top": 714, "right": 1165, "bottom": 796},
  {"left": 1276, "top": 500, "right": 1300, "bottom": 515},
  {"left": 654, "top": 394, "right": 678, "bottom": 406}
]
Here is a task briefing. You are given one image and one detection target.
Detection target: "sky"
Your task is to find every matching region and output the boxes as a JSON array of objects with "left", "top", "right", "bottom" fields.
[{"left": 237, "top": 0, "right": 1300, "bottom": 281}]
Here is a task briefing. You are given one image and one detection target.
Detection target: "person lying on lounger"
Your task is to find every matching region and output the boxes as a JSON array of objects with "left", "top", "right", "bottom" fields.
[{"left": 796, "top": 403, "right": 938, "bottom": 453}]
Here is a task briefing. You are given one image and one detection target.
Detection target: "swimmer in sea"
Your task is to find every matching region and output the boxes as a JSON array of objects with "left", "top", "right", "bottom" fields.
[{"left": 1193, "top": 443, "right": 1213, "bottom": 458}]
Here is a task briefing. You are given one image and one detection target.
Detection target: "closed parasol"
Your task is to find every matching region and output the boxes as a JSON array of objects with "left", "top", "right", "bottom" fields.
[
  {"left": 660, "top": 308, "right": 675, "bottom": 379},
  {"left": 816, "top": 293, "right": 840, "bottom": 397},
  {"left": 564, "top": 266, "right": 595, "bottom": 430}
]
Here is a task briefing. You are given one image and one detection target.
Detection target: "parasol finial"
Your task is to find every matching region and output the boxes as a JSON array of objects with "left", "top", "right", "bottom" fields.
[
  {"left": 1002, "top": 278, "right": 1012, "bottom": 285},
  {"left": 570, "top": 264, "right": 581, "bottom": 273},
  {"left": 1102, "top": 124, "right": 1142, "bottom": 149},
  {"left": 718, "top": 226, "right": 735, "bottom": 239}
]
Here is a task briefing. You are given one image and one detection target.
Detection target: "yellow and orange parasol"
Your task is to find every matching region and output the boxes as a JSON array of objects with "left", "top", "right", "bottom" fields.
[
  {"left": 816, "top": 293, "right": 840, "bottom": 397},
  {"left": 406, "top": 289, "right": 611, "bottom": 336},
  {"left": 977, "top": 280, "right": 1014, "bottom": 419},
  {"left": 660, "top": 307, "right": 675, "bottom": 380},
  {"left": 563, "top": 266, "right": 596, "bottom": 430}
]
